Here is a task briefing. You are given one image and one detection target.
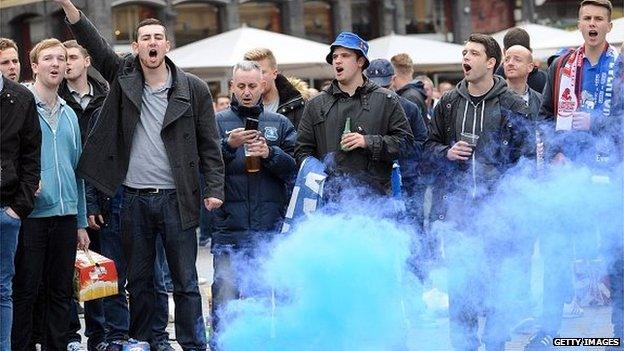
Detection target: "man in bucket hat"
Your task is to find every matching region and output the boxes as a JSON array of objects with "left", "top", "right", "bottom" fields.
[{"left": 295, "top": 32, "right": 414, "bottom": 201}]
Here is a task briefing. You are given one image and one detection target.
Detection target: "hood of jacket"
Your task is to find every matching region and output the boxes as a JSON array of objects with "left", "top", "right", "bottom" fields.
[
  {"left": 396, "top": 81, "right": 426, "bottom": 98},
  {"left": 323, "top": 76, "right": 380, "bottom": 97},
  {"left": 275, "top": 74, "right": 303, "bottom": 107}
]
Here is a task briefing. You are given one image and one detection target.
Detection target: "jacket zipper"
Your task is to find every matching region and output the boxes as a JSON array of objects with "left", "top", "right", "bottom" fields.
[{"left": 40, "top": 110, "right": 65, "bottom": 213}]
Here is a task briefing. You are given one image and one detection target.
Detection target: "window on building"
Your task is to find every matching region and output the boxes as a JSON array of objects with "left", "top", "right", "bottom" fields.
[
  {"left": 239, "top": 1, "right": 281, "bottom": 33},
  {"left": 304, "top": 0, "right": 333, "bottom": 43},
  {"left": 404, "top": 0, "right": 436, "bottom": 34},
  {"left": 112, "top": 4, "right": 159, "bottom": 42},
  {"left": 351, "top": 0, "right": 379, "bottom": 40},
  {"left": 174, "top": 2, "right": 220, "bottom": 46}
]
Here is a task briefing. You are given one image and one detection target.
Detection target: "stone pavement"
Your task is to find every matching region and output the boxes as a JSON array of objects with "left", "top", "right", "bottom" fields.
[{"left": 76, "top": 245, "right": 616, "bottom": 351}]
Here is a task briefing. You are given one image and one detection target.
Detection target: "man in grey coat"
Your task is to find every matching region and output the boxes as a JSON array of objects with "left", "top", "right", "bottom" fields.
[{"left": 55, "top": 1, "right": 225, "bottom": 350}]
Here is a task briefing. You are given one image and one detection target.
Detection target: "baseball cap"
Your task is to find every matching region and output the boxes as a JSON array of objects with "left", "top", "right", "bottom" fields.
[{"left": 364, "top": 59, "right": 394, "bottom": 87}]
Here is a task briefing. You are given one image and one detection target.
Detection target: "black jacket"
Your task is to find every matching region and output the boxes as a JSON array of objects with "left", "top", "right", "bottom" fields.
[
  {"left": 295, "top": 79, "right": 414, "bottom": 193},
  {"left": 396, "top": 81, "right": 429, "bottom": 127},
  {"left": 425, "top": 76, "right": 530, "bottom": 221},
  {"left": 213, "top": 100, "right": 297, "bottom": 247},
  {"left": 275, "top": 74, "right": 305, "bottom": 129},
  {"left": 396, "top": 94, "right": 428, "bottom": 181},
  {"left": 58, "top": 74, "right": 109, "bottom": 143},
  {"left": 59, "top": 75, "right": 113, "bottom": 220},
  {"left": 68, "top": 13, "right": 225, "bottom": 229},
  {"left": 0, "top": 77, "right": 42, "bottom": 219}
]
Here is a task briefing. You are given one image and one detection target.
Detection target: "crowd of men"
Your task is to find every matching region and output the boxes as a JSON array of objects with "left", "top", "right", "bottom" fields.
[{"left": 0, "top": 0, "right": 623, "bottom": 350}]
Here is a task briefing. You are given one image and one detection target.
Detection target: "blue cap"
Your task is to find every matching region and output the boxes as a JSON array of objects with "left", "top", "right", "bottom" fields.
[
  {"left": 364, "top": 59, "right": 394, "bottom": 87},
  {"left": 326, "top": 32, "right": 370, "bottom": 69}
]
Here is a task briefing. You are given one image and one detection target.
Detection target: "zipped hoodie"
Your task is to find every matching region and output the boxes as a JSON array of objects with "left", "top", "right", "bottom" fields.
[
  {"left": 426, "top": 76, "right": 529, "bottom": 214},
  {"left": 28, "top": 90, "right": 87, "bottom": 229}
]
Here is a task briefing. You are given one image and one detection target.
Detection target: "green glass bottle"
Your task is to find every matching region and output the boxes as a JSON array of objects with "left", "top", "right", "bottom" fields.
[{"left": 341, "top": 117, "right": 351, "bottom": 151}]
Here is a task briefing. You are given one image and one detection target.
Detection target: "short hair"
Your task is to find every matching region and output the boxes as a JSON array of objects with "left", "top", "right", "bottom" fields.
[
  {"left": 414, "top": 75, "right": 433, "bottom": 87},
  {"left": 503, "top": 27, "right": 531, "bottom": 51},
  {"left": 232, "top": 60, "right": 263, "bottom": 77},
  {"left": 0, "top": 38, "right": 19, "bottom": 52},
  {"left": 243, "top": 48, "right": 277, "bottom": 69},
  {"left": 216, "top": 94, "right": 231, "bottom": 101},
  {"left": 133, "top": 18, "right": 166, "bottom": 42},
  {"left": 30, "top": 38, "right": 66, "bottom": 65},
  {"left": 63, "top": 40, "right": 89, "bottom": 58},
  {"left": 390, "top": 53, "right": 414, "bottom": 77},
  {"left": 580, "top": 0, "right": 613, "bottom": 20},
  {"left": 467, "top": 33, "right": 502, "bottom": 73}
]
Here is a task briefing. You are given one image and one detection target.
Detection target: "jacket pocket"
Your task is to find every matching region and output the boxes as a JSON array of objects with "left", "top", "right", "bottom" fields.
[
  {"left": 35, "top": 167, "right": 60, "bottom": 209},
  {"left": 1, "top": 160, "right": 18, "bottom": 191}
]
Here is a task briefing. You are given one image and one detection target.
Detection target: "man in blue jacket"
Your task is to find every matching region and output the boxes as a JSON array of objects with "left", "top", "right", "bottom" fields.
[
  {"left": 11, "top": 38, "right": 89, "bottom": 351},
  {"left": 210, "top": 60, "right": 297, "bottom": 349}
]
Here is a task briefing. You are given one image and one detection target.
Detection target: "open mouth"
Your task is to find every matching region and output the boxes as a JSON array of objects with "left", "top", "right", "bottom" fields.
[
  {"left": 50, "top": 70, "right": 59, "bottom": 77},
  {"left": 149, "top": 49, "right": 158, "bottom": 58},
  {"left": 336, "top": 67, "right": 344, "bottom": 74},
  {"left": 66, "top": 68, "right": 72, "bottom": 75},
  {"left": 463, "top": 64, "right": 472, "bottom": 73},
  {"left": 588, "top": 30, "right": 598, "bottom": 38}
]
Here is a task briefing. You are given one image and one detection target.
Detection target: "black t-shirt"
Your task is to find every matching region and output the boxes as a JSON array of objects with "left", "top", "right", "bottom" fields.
[{"left": 469, "top": 84, "right": 495, "bottom": 105}]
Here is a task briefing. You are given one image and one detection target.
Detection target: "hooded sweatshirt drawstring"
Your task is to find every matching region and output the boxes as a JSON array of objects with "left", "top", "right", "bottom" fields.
[{"left": 460, "top": 98, "right": 484, "bottom": 199}]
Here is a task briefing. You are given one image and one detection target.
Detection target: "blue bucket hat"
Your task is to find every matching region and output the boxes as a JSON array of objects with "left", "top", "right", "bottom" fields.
[
  {"left": 326, "top": 32, "right": 370, "bottom": 69},
  {"left": 364, "top": 59, "right": 395, "bottom": 87}
]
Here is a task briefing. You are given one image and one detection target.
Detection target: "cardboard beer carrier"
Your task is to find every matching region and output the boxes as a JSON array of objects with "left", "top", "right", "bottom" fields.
[{"left": 74, "top": 249, "right": 118, "bottom": 301}]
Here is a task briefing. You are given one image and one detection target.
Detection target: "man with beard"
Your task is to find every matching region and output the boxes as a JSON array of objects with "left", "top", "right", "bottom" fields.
[
  {"left": 244, "top": 48, "right": 305, "bottom": 129},
  {"left": 529, "top": 1, "right": 621, "bottom": 350},
  {"left": 54, "top": 1, "right": 225, "bottom": 350},
  {"left": 425, "top": 33, "right": 528, "bottom": 351},
  {"left": 295, "top": 32, "right": 413, "bottom": 200},
  {"left": 210, "top": 60, "right": 296, "bottom": 350},
  {"left": 11, "top": 38, "right": 89, "bottom": 351},
  {"left": 0, "top": 38, "right": 40, "bottom": 351}
]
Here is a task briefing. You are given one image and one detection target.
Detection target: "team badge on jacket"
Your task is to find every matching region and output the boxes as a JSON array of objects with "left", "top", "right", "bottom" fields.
[{"left": 264, "top": 126, "right": 279, "bottom": 141}]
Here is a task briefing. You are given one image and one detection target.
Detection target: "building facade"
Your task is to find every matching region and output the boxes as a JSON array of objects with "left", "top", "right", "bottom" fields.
[{"left": 0, "top": 0, "right": 522, "bottom": 80}]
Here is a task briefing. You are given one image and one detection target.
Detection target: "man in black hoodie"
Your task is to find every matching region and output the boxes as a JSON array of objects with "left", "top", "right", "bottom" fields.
[
  {"left": 426, "top": 33, "right": 529, "bottom": 351},
  {"left": 244, "top": 48, "right": 305, "bottom": 129}
]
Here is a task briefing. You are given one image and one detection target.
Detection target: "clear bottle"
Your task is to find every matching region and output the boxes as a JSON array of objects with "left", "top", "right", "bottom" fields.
[{"left": 340, "top": 117, "right": 351, "bottom": 151}]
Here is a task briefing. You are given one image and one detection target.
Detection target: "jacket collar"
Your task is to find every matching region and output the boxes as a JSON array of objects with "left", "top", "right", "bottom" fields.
[
  {"left": 275, "top": 74, "right": 302, "bottom": 107},
  {"left": 117, "top": 55, "right": 191, "bottom": 129}
]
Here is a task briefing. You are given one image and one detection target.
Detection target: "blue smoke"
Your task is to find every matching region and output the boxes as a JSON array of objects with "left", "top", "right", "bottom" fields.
[{"left": 216, "top": 212, "right": 425, "bottom": 351}]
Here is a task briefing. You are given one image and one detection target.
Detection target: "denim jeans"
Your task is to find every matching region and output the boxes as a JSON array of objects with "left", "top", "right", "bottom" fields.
[
  {"left": 99, "top": 206, "right": 131, "bottom": 342},
  {"left": 100, "top": 200, "right": 171, "bottom": 344},
  {"left": 121, "top": 189, "right": 205, "bottom": 350},
  {"left": 12, "top": 216, "right": 77, "bottom": 351},
  {"left": 0, "top": 208, "right": 21, "bottom": 351}
]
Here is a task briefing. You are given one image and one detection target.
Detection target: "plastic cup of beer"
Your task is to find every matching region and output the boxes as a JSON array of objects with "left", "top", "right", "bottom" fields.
[
  {"left": 244, "top": 142, "right": 261, "bottom": 173},
  {"left": 459, "top": 132, "right": 479, "bottom": 148}
]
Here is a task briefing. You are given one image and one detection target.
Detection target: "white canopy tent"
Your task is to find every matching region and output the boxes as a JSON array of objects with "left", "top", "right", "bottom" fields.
[
  {"left": 492, "top": 23, "right": 579, "bottom": 59},
  {"left": 367, "top": 33, "right": 465, "bottom": 72},
  {"left": 167, "top": 26, "right": 333, "bottom": 92}
]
